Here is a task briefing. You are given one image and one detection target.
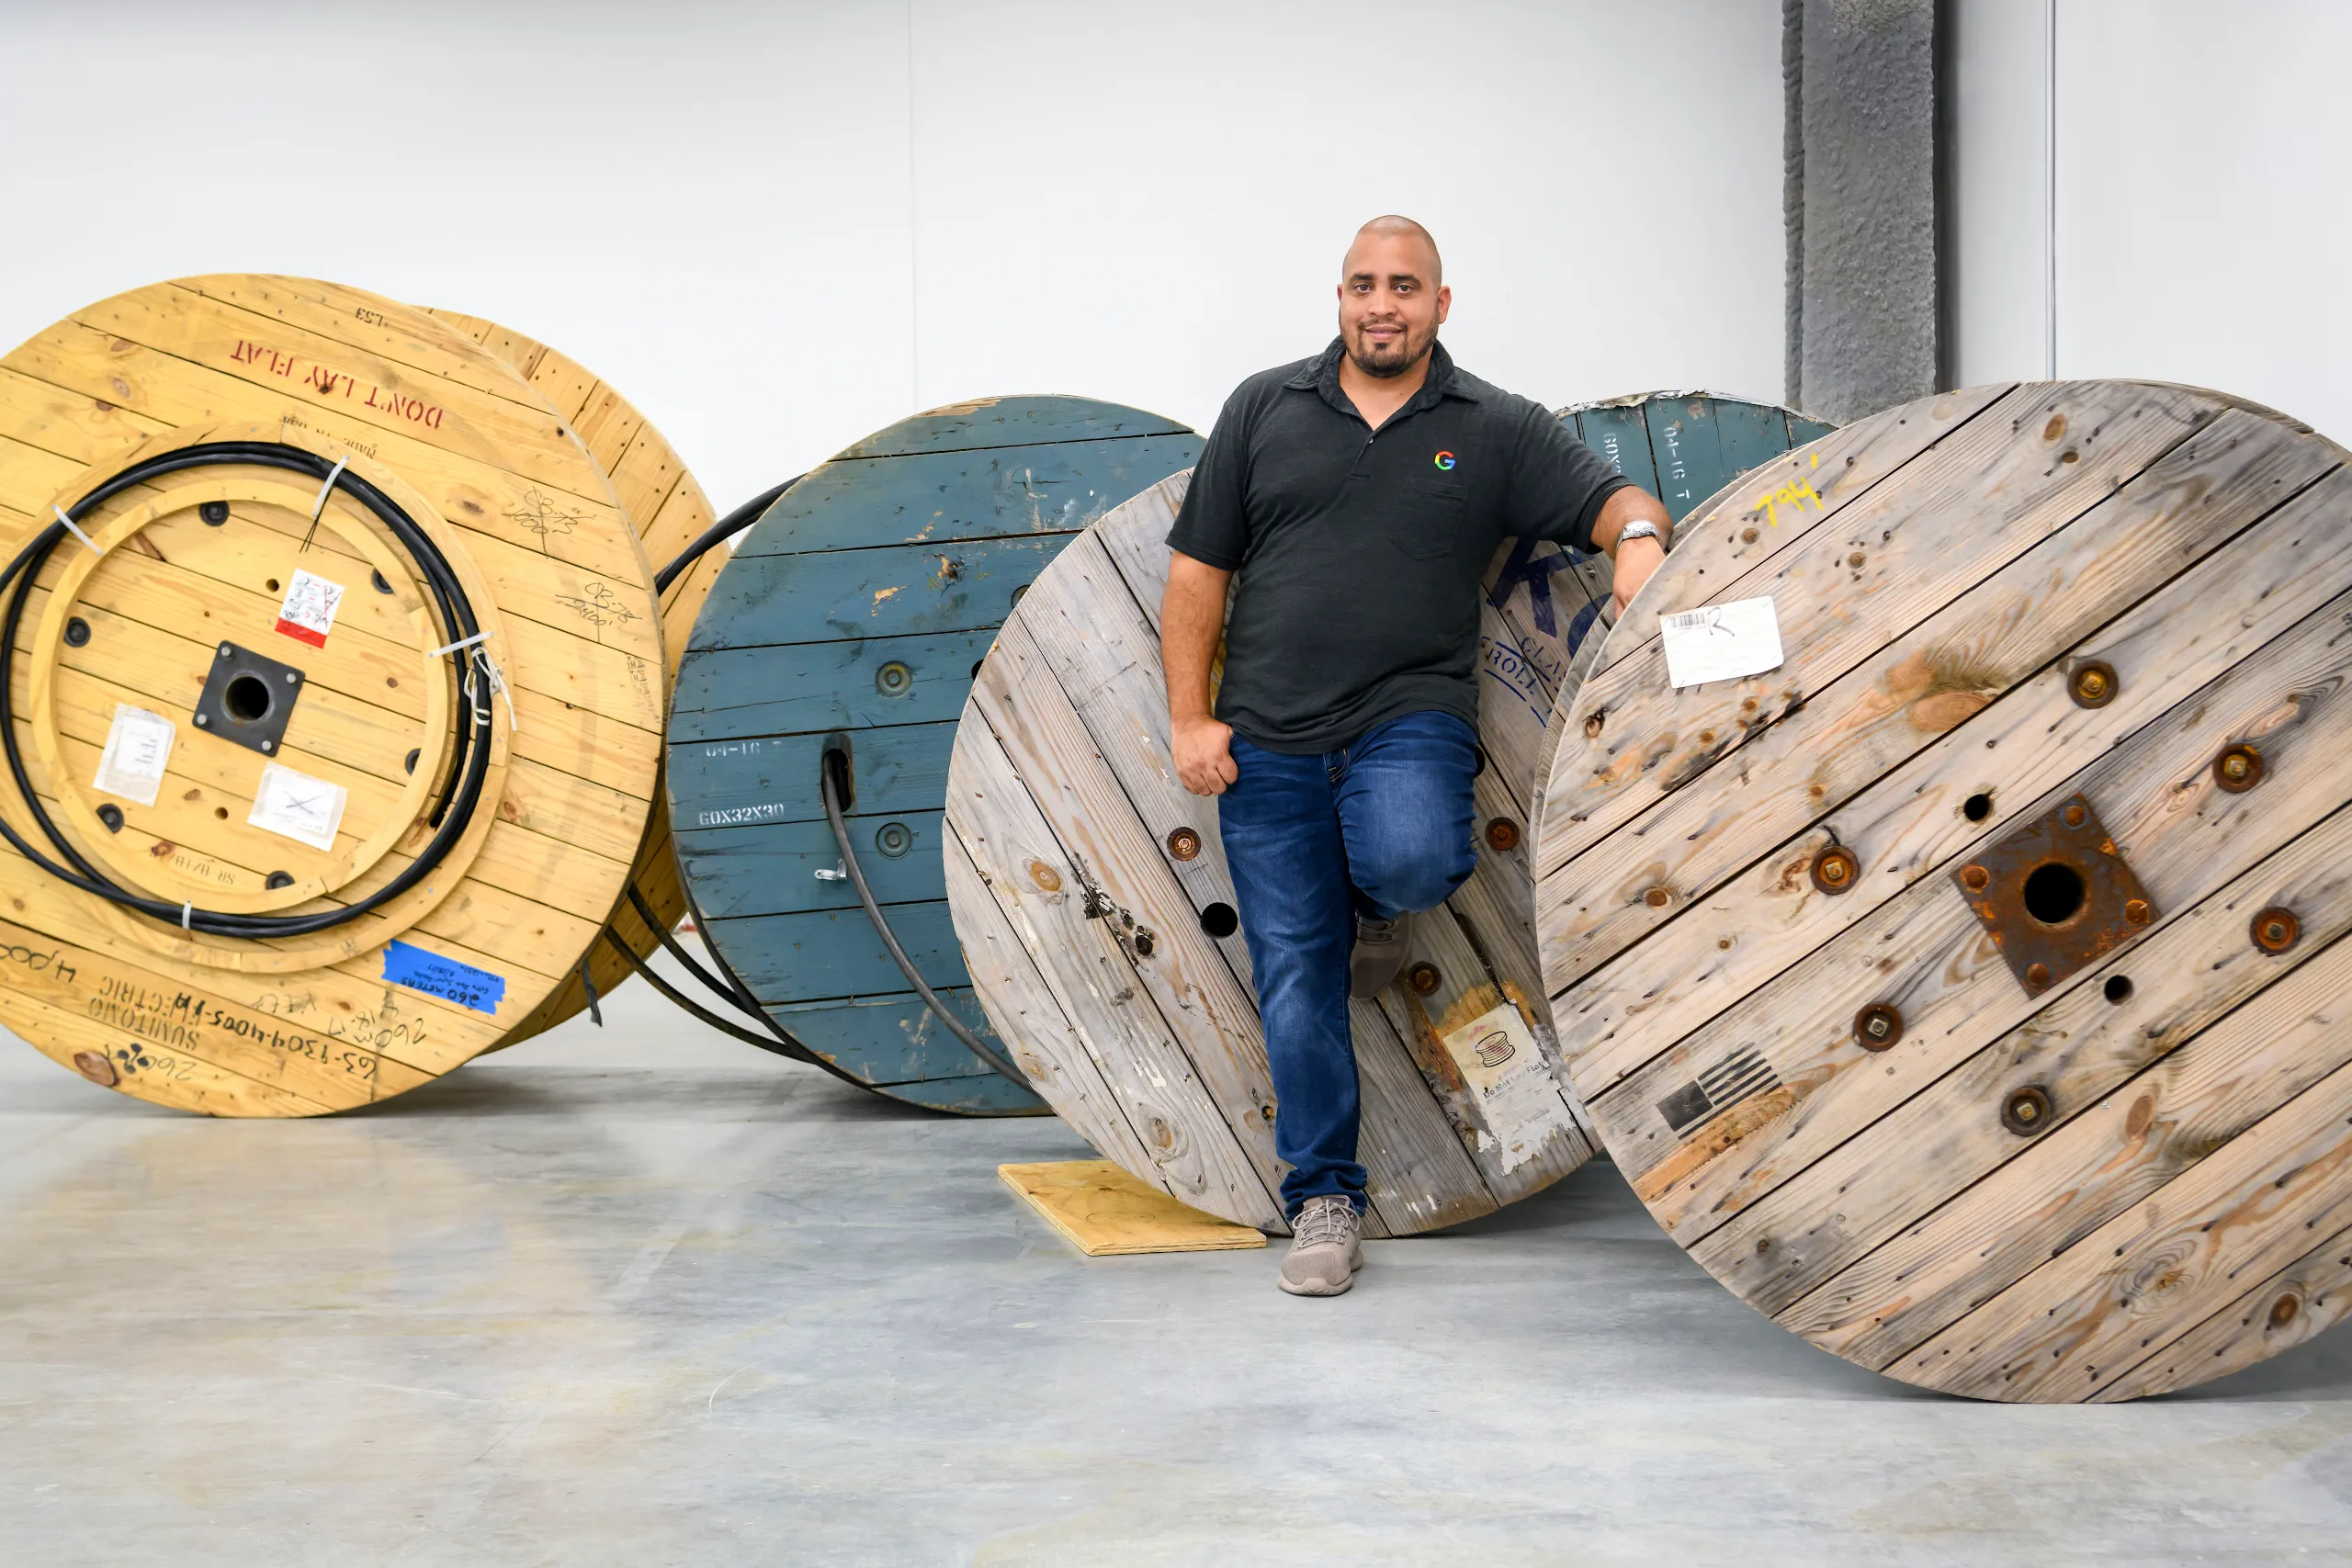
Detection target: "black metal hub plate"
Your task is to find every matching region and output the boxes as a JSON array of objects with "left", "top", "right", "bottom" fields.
[{"left": 192, "top": 640, "right": 305, "bottom": 757}]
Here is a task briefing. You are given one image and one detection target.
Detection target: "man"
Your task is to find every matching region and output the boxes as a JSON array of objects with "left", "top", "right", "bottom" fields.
[{"left": 1162, "top": 216, "right": 1672, "bottom": 1296}]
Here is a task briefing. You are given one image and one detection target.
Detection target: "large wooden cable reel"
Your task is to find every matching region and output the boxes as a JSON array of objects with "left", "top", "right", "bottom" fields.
[
  {"left": 0, "top": 276, "right": 663, "bottom": 1114},
  {"left": 666, "top": 397, "right": 1201, "bottom": 1114},
  {"left": 944, "top": 392, "right": 1827, "bottom": 1235},
  {"left": 1536, "top": 379, "right": 2352, "bottom": 1400},
  {"left": 1515, "top": 392, "right": 1841, "bottom": 772},
  {"left": 417, "top": 307, "right": 727, "bottom": 1046}
]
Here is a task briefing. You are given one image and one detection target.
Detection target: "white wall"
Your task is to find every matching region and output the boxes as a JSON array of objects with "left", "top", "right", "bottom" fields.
[
  {"left": 1952, "top": 0, "right": 2352, "bottom": 441},
  {"left": 0, "top": 1, "right": 1784, "bottom": 515}
]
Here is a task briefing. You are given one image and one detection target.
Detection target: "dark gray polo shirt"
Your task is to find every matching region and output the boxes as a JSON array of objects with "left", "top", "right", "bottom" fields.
[{"left": 1167, "top": 339, "right": 1629, "bottom": 754}]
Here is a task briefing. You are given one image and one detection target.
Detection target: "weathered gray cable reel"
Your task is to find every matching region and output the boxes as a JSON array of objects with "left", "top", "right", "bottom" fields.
[
  {"left": 943, "top": 472, "right": 1587, "bottom": 1235},
  {"left": 940, "top": 392, "right": 1824, "bottom": 1234},
  {"left": 1535, "top": 380, "right": 2352, "bottom": 1400}
]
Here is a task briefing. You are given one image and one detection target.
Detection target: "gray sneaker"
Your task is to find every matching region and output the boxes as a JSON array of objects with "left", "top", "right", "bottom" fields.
[
  {"left": 1278, "top": 1195, "right": 1364, "bottom": 1296},
  {"left": 1348, "top": 912, "right": 1412, "bottom": 998}
]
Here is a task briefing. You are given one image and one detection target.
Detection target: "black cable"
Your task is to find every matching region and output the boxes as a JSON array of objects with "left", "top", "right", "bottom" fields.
[
  {"left": 616, "top": 885, "right": 886, "bottom": 1089},
  {"left": 820, "top": 747, "right": 1029, "bottom": 1087},
  {"left": 652, "top": 475, "right": 801, "bottom": 596},
  {"left": 625, "top": 884, "right": 746, "bottom": 1006},
  {"left": 0, "top": 442, "right": 492, "bottom": 940},
  {"left": 578, "top": 951, "right": 603, "bottom": 1027},
  {"left": 597, "top": 929, "right": 815, "bottom": 1058},
  {"left": 595, "top": 928, "right": 880, "bottom": 1094},
  {"left": 639, "top": 472, "right": 1031, "bottom": 1091}
]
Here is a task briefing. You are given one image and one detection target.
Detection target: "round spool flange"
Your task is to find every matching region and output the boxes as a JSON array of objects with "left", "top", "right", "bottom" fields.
[
  {"left": 944, "top": 392, "right": 1831, "bottom": 1234},
  {"left": 420, "top": 307, "right": 726, "bottom": 1047},
  {"left": 1535, "top": 378, "right": 2352, "bottom": 1400},
  {"left": 0, "top": 276, "right": 661, "bottom": 1115},
  {"left": 667, "top": 397, "right": 1201, "bottom": 1113}
]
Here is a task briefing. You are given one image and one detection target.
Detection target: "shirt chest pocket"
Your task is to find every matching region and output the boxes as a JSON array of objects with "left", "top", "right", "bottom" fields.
[{"left": 1382, "top": 477, "right": 1471, "bottom": 559}]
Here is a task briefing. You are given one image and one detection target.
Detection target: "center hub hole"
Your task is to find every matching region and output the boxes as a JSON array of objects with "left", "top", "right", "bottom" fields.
[
  {"left": 2022, "top": 861, "right": 2086, "bottom": 925},
  {"left": 223, "top": 673, "right": 274, "bottom": 724}
]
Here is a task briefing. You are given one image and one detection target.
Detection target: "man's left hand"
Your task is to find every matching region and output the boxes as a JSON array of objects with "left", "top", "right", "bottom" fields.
[{"left": 1611, "top": 535, "right": 1666, "bottom": 615}]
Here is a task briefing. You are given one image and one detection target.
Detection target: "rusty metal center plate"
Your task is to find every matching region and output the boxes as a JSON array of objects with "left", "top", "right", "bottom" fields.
[{"left": 1951, "top": 795, "right": 2155, "bottom": 997}]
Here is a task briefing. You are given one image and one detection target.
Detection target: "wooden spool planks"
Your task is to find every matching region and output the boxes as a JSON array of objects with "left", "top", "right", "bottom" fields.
[
  {"left": 1534, "top": 379, "right": 2352, "bottom": 1401},
  {"left": 0, "top": 276, "right": 662, "bottom": 1114},
  {"left": 667, "top": 397, "right": 1201, "bottom": 1113},
  {"left": 944, "top": 393, "right": 1825, "bottom": 1235},
  {"left": 420, "top": 307, "right": 723, "bottom": 1047},
  {"left": 1504, "top": 392, "right": 1841, "bottom": 787},
  {"left": 944, "top": 474, "right": 1580, "bottom": 1234}
]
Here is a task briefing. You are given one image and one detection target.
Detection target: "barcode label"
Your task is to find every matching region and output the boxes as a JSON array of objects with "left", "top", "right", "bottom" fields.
[{"left": 1658, "top": 595, "right": 1784, "bottom": 689}]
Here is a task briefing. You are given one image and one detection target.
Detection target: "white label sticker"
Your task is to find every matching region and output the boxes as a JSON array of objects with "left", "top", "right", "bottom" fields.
[
  {"left": 1436, "top": 1000, "right": 1577, "bottom": 1173},
  {"left": 247, "top": 761, "right": 347, "bottom": 852},
  {"left": 1659, "top": 594, "right": 1784, "bottom": 689},
  {"left": 92, "top": 704, "right": 175, "bottom": 807},
  {"left": 273, "top": 569, "right": 345, "bottom": 649}
]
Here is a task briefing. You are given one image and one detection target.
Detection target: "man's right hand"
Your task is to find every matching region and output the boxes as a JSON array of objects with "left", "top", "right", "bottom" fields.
[{"left": 1172, "top": 715, "right": 1239, "bottom": 796}]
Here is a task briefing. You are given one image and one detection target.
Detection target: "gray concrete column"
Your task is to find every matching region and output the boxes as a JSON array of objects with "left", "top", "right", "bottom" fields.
[{"left": 1785, "top": 0, "right": 1939, "bottom": 422}]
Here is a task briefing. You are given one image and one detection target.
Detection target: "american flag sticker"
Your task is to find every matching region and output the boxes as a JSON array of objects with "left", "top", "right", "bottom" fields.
[
  {"left": 1656, "top": 1045, "right": 1785, "bottom": 1138},
  {"left": 274, "top": 569, "right": 345, "bottom": 649}
]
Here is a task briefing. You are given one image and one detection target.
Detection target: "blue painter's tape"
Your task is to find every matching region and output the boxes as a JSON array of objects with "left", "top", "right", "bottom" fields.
[{"left": 381, "top": 940, "right": 506, "bottom": 1014}]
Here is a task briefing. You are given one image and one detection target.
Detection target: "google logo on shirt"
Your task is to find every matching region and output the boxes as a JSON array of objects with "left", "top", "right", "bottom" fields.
[{"left": 1433, "top": 451, "right": 1456, "bottom": 470}]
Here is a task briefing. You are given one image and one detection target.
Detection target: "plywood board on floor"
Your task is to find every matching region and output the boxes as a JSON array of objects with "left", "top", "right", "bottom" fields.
[{"left": 1000, "top": 1160, "right": 1269, "bottom": 1257}]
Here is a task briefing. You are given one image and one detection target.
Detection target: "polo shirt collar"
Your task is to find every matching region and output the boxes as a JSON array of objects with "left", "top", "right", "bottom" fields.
[{"left": 1289, "top": 338, "right": 1478, "bottom": 418}]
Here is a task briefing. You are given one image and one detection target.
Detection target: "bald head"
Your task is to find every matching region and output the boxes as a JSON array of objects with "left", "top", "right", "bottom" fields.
[
  {"left": 1344, "top": 215, "right": 1442, "bottom": 286},
  {"left": 1335, "top": 216, "right": 1450, "bottom": 379}
]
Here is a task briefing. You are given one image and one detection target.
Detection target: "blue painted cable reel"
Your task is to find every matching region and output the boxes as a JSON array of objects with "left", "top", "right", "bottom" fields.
[
  {"left": 1565, "top": 389, "right": 1837, "bottom": 522},
  {"left": 667, "top": 397, "right": 1202, "bottom": 1113},
  {"left": 1525, "top": 389, "right": 1838, "bottom": 671}
]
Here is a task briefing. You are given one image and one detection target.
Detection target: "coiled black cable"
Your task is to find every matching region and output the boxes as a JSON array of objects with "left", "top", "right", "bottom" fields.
[{"left": 0, "top": 441, "right": 492, "bottom": 939}]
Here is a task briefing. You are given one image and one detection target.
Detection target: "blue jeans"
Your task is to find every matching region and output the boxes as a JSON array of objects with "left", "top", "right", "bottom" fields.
[{"left": 1217, "top": 710, "right": 1479, "bottom": 1220}]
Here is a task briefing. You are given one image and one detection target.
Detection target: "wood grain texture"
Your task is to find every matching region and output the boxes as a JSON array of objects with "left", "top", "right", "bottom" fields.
[
  {"left": 667, "top": 398, "right": 1201, "bottom": 1113},
  {"left": 419, "top": 306, "right": 721, "bottom": 1048},
  {"left": 1534, "top": 378, "right": 2352, "bottom": 1400},
  {"left": 998, "top": 1160, "right": 1270, "bottom": 1256},
  {"left": 0, "top": 278, "right": 660, "bottom": 1115},
  {"left": 946, "top": 394, "right": 1825, "bottom": 1231},
  {"left": 946, "top": 478, "right": 1587, "bottom": 1235}
]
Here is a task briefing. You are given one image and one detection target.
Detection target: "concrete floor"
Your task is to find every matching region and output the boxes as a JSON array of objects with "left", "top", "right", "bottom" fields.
[{"left": 5, "top": 955, "right": 2352, "bottom": 1565}]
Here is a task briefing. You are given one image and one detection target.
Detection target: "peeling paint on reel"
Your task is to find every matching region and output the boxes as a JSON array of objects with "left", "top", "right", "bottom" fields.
[{"left": 667, "top": 398, "right": 1201, "bottom": 1113}]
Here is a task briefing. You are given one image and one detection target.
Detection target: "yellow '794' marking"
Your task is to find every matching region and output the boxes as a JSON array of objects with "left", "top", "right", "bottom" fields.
[{"left": 1749, "top": 451, "right": 1825, "bottom": 528}]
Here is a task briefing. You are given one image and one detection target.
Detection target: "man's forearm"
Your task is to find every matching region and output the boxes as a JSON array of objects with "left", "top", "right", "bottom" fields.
[
  {"left": 1591, "top": 484, "right": 1671, "bottom": 556},
  {"left": 1161, "top": 552, "right": 1240, "bottom": 795},
  {"left": 1161, "top": 554, "right": 1232, "bottom": 723},
  {"left": 1593, "top": 485, "right": 1671, "bottom": 614}
]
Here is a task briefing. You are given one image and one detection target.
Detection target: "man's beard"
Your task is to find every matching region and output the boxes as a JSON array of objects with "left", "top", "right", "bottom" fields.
[{"left": 1344, "top": 321, "right": 1434, "bottom": 378}]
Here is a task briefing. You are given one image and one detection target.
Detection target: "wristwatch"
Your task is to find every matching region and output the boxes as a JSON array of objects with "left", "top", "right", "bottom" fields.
[{"left": 1615, "top": 519, "right": 1666, "bottom": 552}]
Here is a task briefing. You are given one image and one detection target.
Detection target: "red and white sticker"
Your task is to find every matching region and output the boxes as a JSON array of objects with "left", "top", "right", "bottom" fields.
[{"left": 273, "top": 569, "right": 345, "bottom": 649}]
